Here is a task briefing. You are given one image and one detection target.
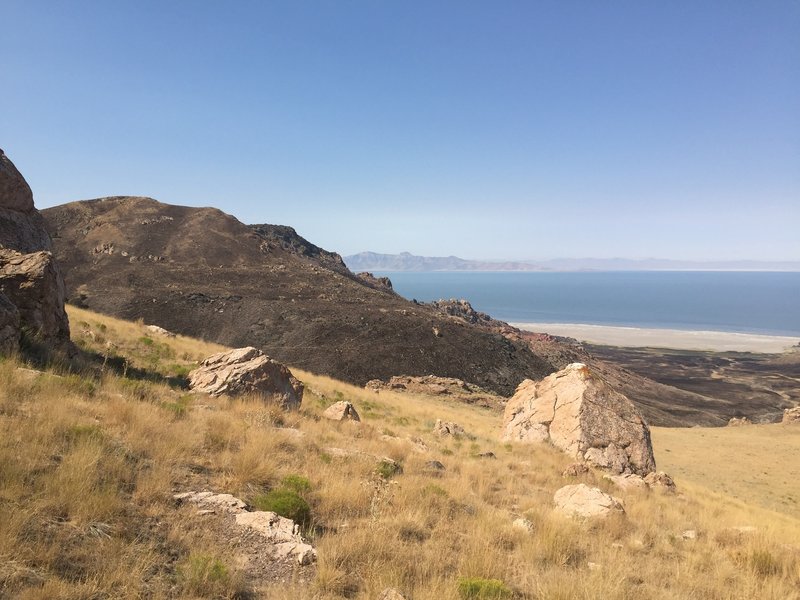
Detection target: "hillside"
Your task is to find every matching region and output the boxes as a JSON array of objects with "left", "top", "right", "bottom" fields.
[
  {"left": 1, "top": 306, "right": 798, "bottom": 599},
  {"left": 42, "top": 197, "right": 756, "bottom": 428},
  {"left": 42, "top": 197, "right": 554, "bottom": 396}
]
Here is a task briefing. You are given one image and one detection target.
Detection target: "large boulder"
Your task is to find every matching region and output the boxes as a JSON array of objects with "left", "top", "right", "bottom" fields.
[
  {"left": 501, "top": 363, "right": 656, "bottom": 476},
  {"left": 0, "top": 150, "right": 71, "bottom": 353},
  {"left": 188, "top": 347, "right": 304, "bottom": 409},
  {"left": 0, "top": 249, "right": 70, "bottom": 347},
  {"left": 0, "top": 292, "right": 20, "bottom": 354}
]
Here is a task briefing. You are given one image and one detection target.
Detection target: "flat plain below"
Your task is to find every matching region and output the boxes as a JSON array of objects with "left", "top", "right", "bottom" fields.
[{"left": 651, "top": 424, "right": 800, "bottom": 517}]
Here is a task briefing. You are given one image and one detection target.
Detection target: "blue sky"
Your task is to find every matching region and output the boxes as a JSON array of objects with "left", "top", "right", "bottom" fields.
[{"left": 2, "top": 1, "right": 798, "bottom": 261}]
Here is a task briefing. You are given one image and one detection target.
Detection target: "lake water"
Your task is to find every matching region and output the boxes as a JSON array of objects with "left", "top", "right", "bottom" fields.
[{"left": 373, "top": 271, "right": 800, "bottom": 336}]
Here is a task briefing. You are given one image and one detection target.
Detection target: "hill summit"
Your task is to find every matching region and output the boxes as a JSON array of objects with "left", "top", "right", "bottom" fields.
[{"left": 43, "top": 197, "right": 554, "bottom": 395}]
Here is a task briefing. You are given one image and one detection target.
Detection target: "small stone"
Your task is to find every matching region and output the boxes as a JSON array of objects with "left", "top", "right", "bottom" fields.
[
  {"left": 587, "top": 562, "right": 602, "bottom": 571},
  {"left": 322, "top": 400, "right": 361, "bottom": 422},
  {"left": 433, "top": 419, "right": 466, "bottom": 437},
  {"left": 512, "top": 518, "right": 534, "bottom": 532},
  {"left": 425, "top": 460, "right": 446, "bottom": 471},
  {"left": 562, "top": 462, "right": 590, "bottom": 477},
  {"left": 681, "top": 529, "right": 697, "bottom": 540}
]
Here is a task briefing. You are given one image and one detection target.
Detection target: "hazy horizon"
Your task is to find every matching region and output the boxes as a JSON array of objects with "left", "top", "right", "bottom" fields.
[{"left": 2, "top": 2, "right": 798, "bottom": 261}]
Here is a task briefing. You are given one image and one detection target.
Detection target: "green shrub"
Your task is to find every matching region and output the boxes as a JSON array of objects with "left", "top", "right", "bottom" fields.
[
  {"left": 281, "top": 474, "right": 311, "bottom": 494},
  {"left": 376, "top": 459, "right": 403, "bottom": 479},
  {"left": 458, "top": 577, "right": 512, "bottom": 599},
  {"left": 139, "top": 336, "right": 154, "bottom": 346},
  {"left": 178, "top": 553, "right": 230, "bottom": 595},
  {"left": 252, "top": 488, "right": 311, "bottom": 527}
]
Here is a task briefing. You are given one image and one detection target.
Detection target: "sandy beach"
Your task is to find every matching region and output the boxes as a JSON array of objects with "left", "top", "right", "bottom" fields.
[{"left": 511, "top": 322, "right": 800, "bottom": 353}]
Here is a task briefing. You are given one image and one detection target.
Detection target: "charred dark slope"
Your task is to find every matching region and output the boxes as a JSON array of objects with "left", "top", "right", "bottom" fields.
[{"left": 43, "top": 197, "right": 553, "bottom": 395}]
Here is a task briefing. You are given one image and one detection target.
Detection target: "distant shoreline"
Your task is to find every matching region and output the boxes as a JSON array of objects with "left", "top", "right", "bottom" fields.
[{"left": 511, "top": 322, "right": 800, "bottom": 353}]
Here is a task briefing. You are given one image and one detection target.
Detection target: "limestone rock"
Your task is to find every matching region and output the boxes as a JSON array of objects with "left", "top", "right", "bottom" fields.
[
  {"left": 235, "top": 512, "right": 317, "bottom": 565},
  {"left": 681, "top": 530, "right": 698, "bottom": 540},
  {"left": 501, "top": 363, "right": 656, "bottom": 476},
  {"left": 782, "top": 407, "right": 800, "bottom": 424},
  {"left": 562, "top": 462, "right": 590, "bottom": 478},
  {"left": 512, "top": 517, "right": 534, "bottom": 532},
  {"left": 322, "top": 400, "right": 361, "bottom": 422},
  {"left": 0, "top": 250, "right": 70, "bottom": 346},
  {"left": 0, "top": 292, "right": 20, "bottom": 354},
  {"left": 433, "top": 419, "right": 466, "bottom": 437},
  {"left": 146, "top": 324, "right": 175, "bottom": 337},
  {"left": 0, "top": 150, "right": 53, "bottom": 253},
  {"left": 188, "top": 347, "right": 303, "bottom": 409},
  {"left": 643, "top": 471, "right": 676, "bottom": 493},
  {"left": 174, "top": 490, "right": 317, "bottom": 566},
  {"left": 728, "top": 416, "right": 752, "bottom": 426},
  {"left": 603, "top": 473, "right": 649, "bottom": 491},
  {"left": 554, "top": 483, "right": 625, "bottom": 519},
  {"left": 377, "top": 589, "right": 408, "bottom": 600}
]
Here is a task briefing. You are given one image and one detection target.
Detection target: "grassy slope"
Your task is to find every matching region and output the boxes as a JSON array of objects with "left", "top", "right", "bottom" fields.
[{"left": 0, "top": 306, "right": 798, "bottom": 599}]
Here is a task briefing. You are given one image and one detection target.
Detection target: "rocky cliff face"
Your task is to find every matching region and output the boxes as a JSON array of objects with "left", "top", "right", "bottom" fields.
[
  {"left": 0, "top": 150, "right": 71, "bottom": 352},
  {"left": 43, "top": 197, "right": 554, "bottom": 395}
]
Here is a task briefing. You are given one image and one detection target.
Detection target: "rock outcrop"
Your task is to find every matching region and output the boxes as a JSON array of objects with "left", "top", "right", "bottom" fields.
[
  {"left": 728, "top": 416, "right": 752, "bottom": 426},
  {"left": 782, "top": 407, "right": 800, "bottom": 424},
  {"left": 322, "top": 400, "right": 361, "bottom": 421},
  {"left": 0, "top": 150, "right": 71, "bottom": 352},
  {"left": 501, "top": 363, "right": 656, "bottom": 476},
  {"left": 366, "top": 375, "right": 504, "bottom": 409},
  {"left": 0, "top": 292, "right": 20, "bottom": 354},
  {"left": 0, "top": 250, "right": 70, "bottom": 346},
  {"left": 553, "top": 483, "right": 625, "bottom": 519},
  {"left": 188, "top": 347, "right": 304, "bottom": 409},
  {"left": 174, "top": 491, "right": 316, "bottom": 565}
]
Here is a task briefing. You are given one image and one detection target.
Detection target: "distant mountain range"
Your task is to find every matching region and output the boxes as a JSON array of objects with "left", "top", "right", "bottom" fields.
[{"left": 345, "top": 252, "right": 800, "bottom": 272}]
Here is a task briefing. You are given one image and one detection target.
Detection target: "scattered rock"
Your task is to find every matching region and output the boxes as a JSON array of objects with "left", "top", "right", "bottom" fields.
[
  {"left": 681, "top": 530, "right": 698, "bottom": 540},
  {"left": 512, "top": 518, "right": 534, "bottom": 532},
  {"left": 322, "top": 400, "right": 361, "bottom": 422},
  {"left": 424, "top": 460, "right": 446, "bottom": 471},
  {"left": 553, "top": 483, "right": 625, "bottom": 519},
  {"left": 501, "top": 363, "right": 656, "bottom": 476},
  {"left": 728, "top": 416, "right": 752, "bottom": 426},
  {"left": 188, "top": 347, "right": 304, "bottom": 409},
  {"left": 145, "top": 324, "right": 176, "bottom": 337},
  {"left": 643, "top": 471, "right": 677, "bottom": 493},
  {"left": 365, "top": 375, "right": 504, "bottom": 409},
  {"left": 433, "top": 419, "right": 466, "bottom": 437},
  {"left": 476, "top": 451, "right": 497, "bottom": 459},
  {"left": 355, "top": 272, "right": 394, "bottom": 292},
  {"left": 377, "top": 589, "right": 408, "bottom": 600},
  {"left": 782, "top": 407, "right": 800, "bottom": 424},
  {"left": 603, "top": 473, "right": 649, "bottom": 491},
  {"left": 174, "top": 490, "right": 317, "bottom": 566},
  {"left": 562, "top": 462, "right": 590, "bottom": 478}
]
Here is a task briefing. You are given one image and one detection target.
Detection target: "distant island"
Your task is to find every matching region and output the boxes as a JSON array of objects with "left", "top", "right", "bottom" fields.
[{"left": 345, "top": 251, "right": 800, "bottom": 272}]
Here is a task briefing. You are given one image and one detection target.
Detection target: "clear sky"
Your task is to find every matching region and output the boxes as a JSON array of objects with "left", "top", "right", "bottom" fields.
[{"left": 2, "top": 1, "right": 798, "bottom": 261}]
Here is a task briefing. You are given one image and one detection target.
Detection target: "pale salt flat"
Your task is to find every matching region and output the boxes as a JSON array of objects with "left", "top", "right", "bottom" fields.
[{"left": 511, "top": 322, "right": 800, "bottom": 353}]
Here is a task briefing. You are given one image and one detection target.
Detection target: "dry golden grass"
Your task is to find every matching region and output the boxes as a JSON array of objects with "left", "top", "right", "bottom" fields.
[
  {"left": 652, "top": 424, "right": 800, "bottom": 516},
  {"left": 0, "top": 306, "right": 798, "bottom": 598}
]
